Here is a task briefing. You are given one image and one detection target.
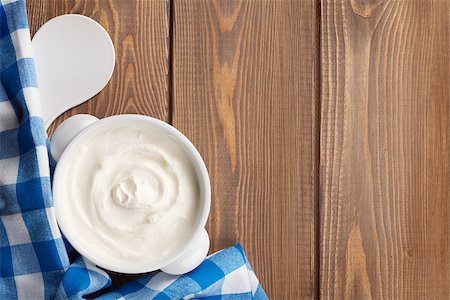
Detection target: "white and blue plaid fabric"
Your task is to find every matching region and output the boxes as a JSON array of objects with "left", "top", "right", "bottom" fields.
[{"left": 0, "top": 1, "right": 267, "bottom": 299}]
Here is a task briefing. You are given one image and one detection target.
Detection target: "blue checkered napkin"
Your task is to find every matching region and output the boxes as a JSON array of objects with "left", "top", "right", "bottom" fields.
[
  {"left": 55, "top": 255, "right": 111, "bottom": 299},
  {"left": 0, "top": 0, "right": 70, "bottom": 298},
  {"left": 97, "top": 244, "right": 267, "bottom": 300},
  {"left": 0, "top": 1, "right": 267, "bottom": 299}
]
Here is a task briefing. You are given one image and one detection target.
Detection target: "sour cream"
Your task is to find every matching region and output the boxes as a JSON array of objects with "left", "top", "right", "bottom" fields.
[{"left": 59, "top": 121, "right": 200, "bottom": 268}]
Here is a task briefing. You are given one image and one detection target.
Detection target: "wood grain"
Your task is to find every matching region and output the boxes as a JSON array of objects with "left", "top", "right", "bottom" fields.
[
  {"left": 26, "top": 0, "right": 450, "bottom": 298},
  {"left": 320, "top": 0, "right": 450, "bottom": 298},
  {"left": 172, "top": 0, "right": 319, "bottom": 298},
  {"left": 26, "top": 0, "right": 170, "bottom": 135}
]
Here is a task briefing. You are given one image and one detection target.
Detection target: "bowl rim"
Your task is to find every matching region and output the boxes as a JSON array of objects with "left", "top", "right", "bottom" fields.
[{"left": 52, "top": 114, "right": 211, "bottom": 274}]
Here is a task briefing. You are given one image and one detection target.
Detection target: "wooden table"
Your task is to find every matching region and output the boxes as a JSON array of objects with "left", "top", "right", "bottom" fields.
[{"left": 27, "top": 1, "right": 449, "bottom": 299}]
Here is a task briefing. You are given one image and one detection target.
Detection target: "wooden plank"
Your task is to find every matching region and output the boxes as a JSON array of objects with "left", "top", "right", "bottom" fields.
[
  {"left": 26, "top": 0, "right": 169, "bottom": 290},
  {"left": 173, "top": 0, "right": 319, "bottom": 298},
  {"left": 320, "top": 0, "right": 449, "bottom": 298},
  {"left": 26, "top": 0, "right": 170, "bottom": 135}
]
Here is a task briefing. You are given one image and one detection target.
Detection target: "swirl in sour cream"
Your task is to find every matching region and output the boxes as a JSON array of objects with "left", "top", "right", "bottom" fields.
[{"left": 60, "top": 121, "right": 199, "bottom": 268}]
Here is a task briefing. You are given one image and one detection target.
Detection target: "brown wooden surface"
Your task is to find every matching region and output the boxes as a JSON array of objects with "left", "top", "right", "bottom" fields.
[
  {"left": 320, "top": 0, "right": 449, "bottom": 299},
  {"left": 172, "top": 0, "right": 319, "bottom": 298},
  {"left": 25, "top": 0, "right": 450, "bottom": 299},
  {"left": 27, "top": 0, "right": 170, "bottom": 134}
]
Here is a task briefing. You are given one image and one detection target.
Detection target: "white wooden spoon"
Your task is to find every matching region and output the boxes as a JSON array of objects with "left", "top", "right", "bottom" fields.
[{"left": 32, "top": 14, "right": 115, "bottom": 129}]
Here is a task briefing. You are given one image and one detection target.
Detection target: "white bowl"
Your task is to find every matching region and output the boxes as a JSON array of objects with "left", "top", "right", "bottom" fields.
[{"left": 51, "top": 114, "right": 211, "bottom": 275}]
